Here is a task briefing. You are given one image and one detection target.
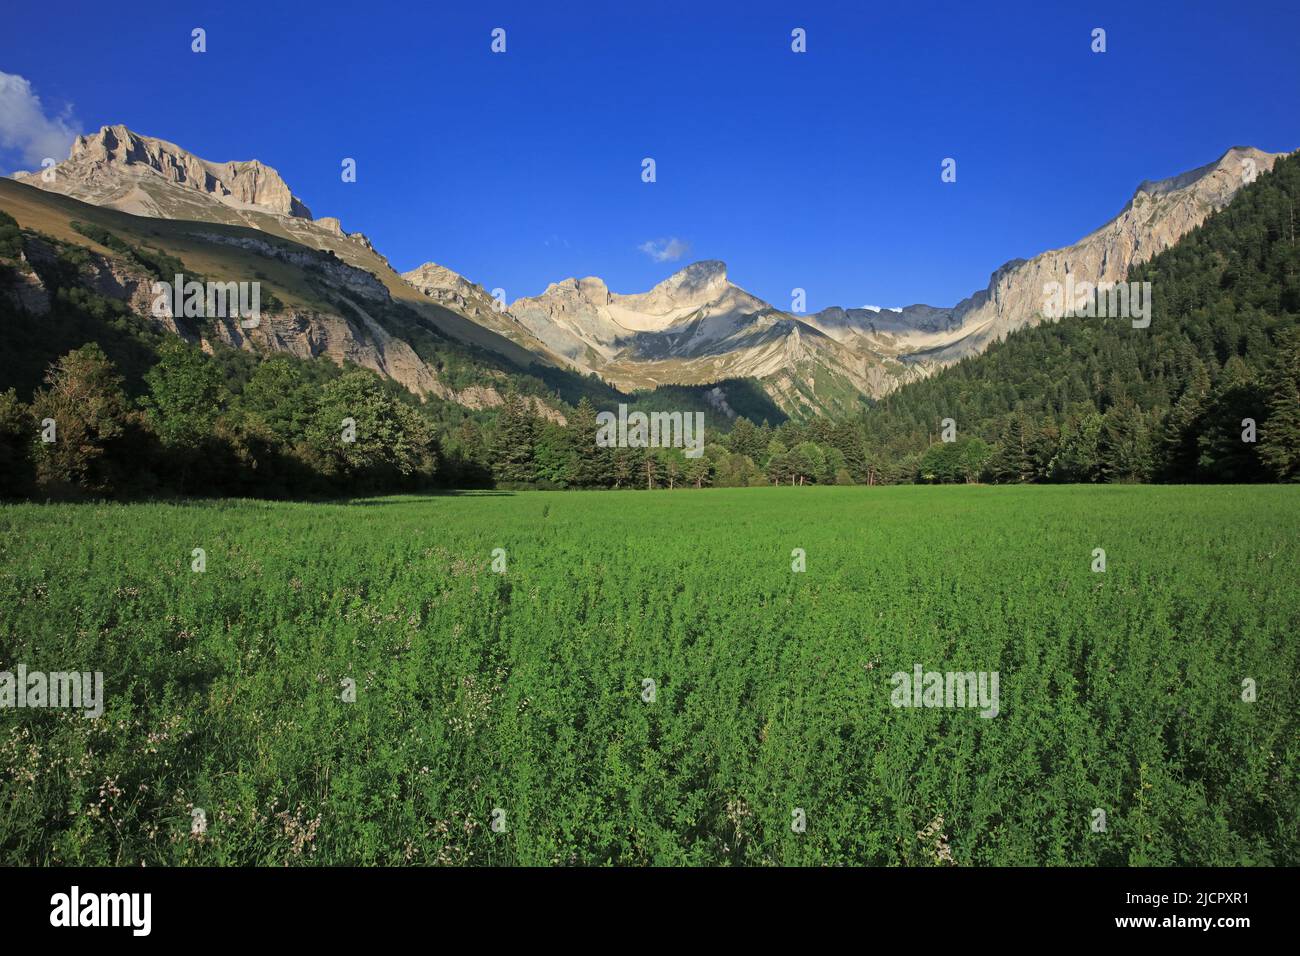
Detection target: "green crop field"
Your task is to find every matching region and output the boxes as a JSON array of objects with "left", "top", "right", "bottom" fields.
[{"left": 1, "top": 486, "right": 1296, "bottom": 866}]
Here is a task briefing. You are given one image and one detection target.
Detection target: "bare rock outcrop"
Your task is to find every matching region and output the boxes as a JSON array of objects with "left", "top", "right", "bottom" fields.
[
  {"left": 0, "top": 247, "right": 51, "bottom": 315},
  {"left": 17, "top": 125, "right": 313, "bottom": 219}
]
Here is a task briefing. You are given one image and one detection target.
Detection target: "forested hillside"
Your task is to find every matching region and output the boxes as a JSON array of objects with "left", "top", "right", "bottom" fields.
[{"left": 842, "top": 150, "right": 1300, "bottom": 484}]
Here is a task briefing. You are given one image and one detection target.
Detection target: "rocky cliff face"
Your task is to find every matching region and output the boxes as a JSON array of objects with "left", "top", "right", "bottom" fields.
[
  {"left": 897, "top": 145, "right": 1287, "bottom": 367},
  {"left": 18, "top": 125, "right": 313, "bottom": 219},
  {"left": 0, "top": 248, "right": 52, "bottom": 315},
  {"left": 11, "top": 125, "right": 392, "bottom": 275},
  {"left": 0, "top": 217, "right": 563, "bottom": 419}
]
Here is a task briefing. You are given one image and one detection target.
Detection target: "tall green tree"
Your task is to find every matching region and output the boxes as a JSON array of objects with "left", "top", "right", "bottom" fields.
[
  {"left": 1260, "top": 328, "right": 1300, "bottom": 480},
  {"left": 567, "top": 397, "right": 612, "bottom": 488},
  {"left": 1158, "top": 361, "right": 1210, "bottom": 481},
  {"left": 684, "top": 454, "right": 715, "bottom": 488},
  {"left": 1195, "top": 358, "right": 1269, "bottom": 482},
  {"left": 958, "top": 437, "right": 994, "bottom": 483},
  {"left": 728, "top": 417, "right": 765, "bottom": 462},
  {"left": 533, "top": 420, "right": 576, "bottom": 486},
  {"left": 990, "top": 413, "right": 1035, "bottom": 483},
  {"left": 305, "top": 370, "right": 438, "bottom": 490},
  {"left": 143, "top": 339, "right": 226, "bottom": 488},
  {"left": 765, "top": 440, "right": 790, "bottom": 484},
  {"left": 610, "top": 447, "right": 634, "bottom": 488},
  {"left": 238, "top": 354, "right": 330, "bottom": 445},
  {"left": 1098, "top": 400, "right": 1153, "bottom": 483},
  {"left": 1052, "top": 407, "right": 1104, "bottom": 482},
  {"left": 794, "top": 442, "right": 825, "bottom": 484},
  {"left": 0, "top": 388, "right": 34, "bottom": 497},
  {"left": 490, "top": 390, "right": 538, "bottom": 484},
  {"left": 448, "top": 418, "right": 492, "bottom": 487},
  {"left": 30, "top": 344, "right": 132, "bottom": 493}
]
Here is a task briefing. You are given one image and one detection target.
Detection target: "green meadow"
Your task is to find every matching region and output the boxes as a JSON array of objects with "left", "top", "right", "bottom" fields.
[{"left": 1, "top": 485, "right": 1296, "bottom": 865}]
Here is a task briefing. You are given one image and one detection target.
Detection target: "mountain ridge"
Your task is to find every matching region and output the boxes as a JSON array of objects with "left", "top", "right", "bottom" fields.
[{"left": 10, "top": 126, "right": 1289, "bottom": 417}]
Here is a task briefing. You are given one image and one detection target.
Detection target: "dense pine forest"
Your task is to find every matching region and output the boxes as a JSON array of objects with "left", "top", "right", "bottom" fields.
[{"left": 1, "top": 152, "right": 1297, "bottom": 500}]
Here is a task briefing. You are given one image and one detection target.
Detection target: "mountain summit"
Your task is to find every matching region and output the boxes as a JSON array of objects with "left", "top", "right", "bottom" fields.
[
  {"left": 507, "top": 258, "right": 756, "bottom": 362},
  {"left": 641, "top": 259, "right": 729, "bottom": 304},
  {"left": 12, "top": 124, "right": 398, "bottom": 277},
  {"left": 18, "top": 125, "right": 313, "bottom": 220}
]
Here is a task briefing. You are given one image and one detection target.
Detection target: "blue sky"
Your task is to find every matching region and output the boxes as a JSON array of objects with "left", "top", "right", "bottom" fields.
[{"left": 2, "top": 0, "right": 1297, "bottom": 311}]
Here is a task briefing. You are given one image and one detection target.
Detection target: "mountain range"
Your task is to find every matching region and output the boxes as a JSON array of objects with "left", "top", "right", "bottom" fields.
[{"left": 4, "top": 125, "right": 1288, "bottom": 418}]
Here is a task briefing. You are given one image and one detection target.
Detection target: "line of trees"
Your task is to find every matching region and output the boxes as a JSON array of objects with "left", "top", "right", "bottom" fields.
[
  {"left": 0, "top": 342, "right": 444, "bottom": 499},
  {"left": 3, "top": 322, "right": 1297, "bottom": 501},
  {"left": 450, "top": 334, "right": 1298, "bottom": 489}
]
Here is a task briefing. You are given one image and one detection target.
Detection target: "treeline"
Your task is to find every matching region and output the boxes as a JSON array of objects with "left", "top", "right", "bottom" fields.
[
  {"left": 3, "top": 302, "right": 1298, "bottom": 502},
  {"left": 466, "top": 396, "right": 850, "bottom": 490},
  {"left": 444, "top": 332, "right": 1296, "bottom": 488},
  {"left": 0, "top": 341, "right": 460, "bottom": 499}
]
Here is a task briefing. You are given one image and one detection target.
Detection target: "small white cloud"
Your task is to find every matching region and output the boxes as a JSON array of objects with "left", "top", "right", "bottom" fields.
[
  {"left": 0, "top": 72, "right": 80, "bottom": 170},
  {"left": 860, "top": 304, "right": 882, "bottom": 312},
  {"left": 887, "top": 307, "right": 902, "bottom": 313},
  {"left": 639, "top": 237, "right": 691, "bottom": 263}
]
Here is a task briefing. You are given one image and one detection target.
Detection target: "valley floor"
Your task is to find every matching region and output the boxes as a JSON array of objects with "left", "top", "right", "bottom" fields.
[{"left": 1, "top": 486, "right": 1296, "bottom": 865}]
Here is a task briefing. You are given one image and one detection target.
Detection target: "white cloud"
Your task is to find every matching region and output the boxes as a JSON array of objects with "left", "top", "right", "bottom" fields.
[
  {"left": 861, "top": 304, "right": 882, "bottom": 312},
  {"left": 638, "top": 237, "right": 691, "bottom": 263},
  {"left": 0, "top": 72, "right": 80, "bottom": 170}
]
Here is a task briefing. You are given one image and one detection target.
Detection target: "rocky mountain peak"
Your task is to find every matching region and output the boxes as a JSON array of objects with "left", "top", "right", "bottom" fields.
[
  {"left": 23, "top": 124, "right": 313, "bottom": 219},
  {"left": 1133, "top": 145, "right": 1276, "bottom": 201},
  {"left": 404, "top": 261, "right": 472, "bottom": 292},
  {"left": 656, "top": 259, "right": 727, "bottom": 295},
  {"left": 623, "top": 260, "right": 729, "bottom": 314}
]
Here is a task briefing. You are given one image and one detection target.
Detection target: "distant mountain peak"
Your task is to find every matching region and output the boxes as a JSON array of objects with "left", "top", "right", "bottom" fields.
[
  {"left": 1133, "top": 145, "right": 1276, "bottom": 200},
  {"left": 654, "top": 259, "right": 727, "bottom": 294},
  {"left": 19, "top": 123, "right": 314, "bottom": 220},
  {"left": 625, "top": 260, "right": 729, "bottom": 314}
]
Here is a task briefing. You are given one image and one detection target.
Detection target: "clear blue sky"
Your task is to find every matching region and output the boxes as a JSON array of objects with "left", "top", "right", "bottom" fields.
[{"left": 2, "top": 0, "right": 1297, "bottom": 311}]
